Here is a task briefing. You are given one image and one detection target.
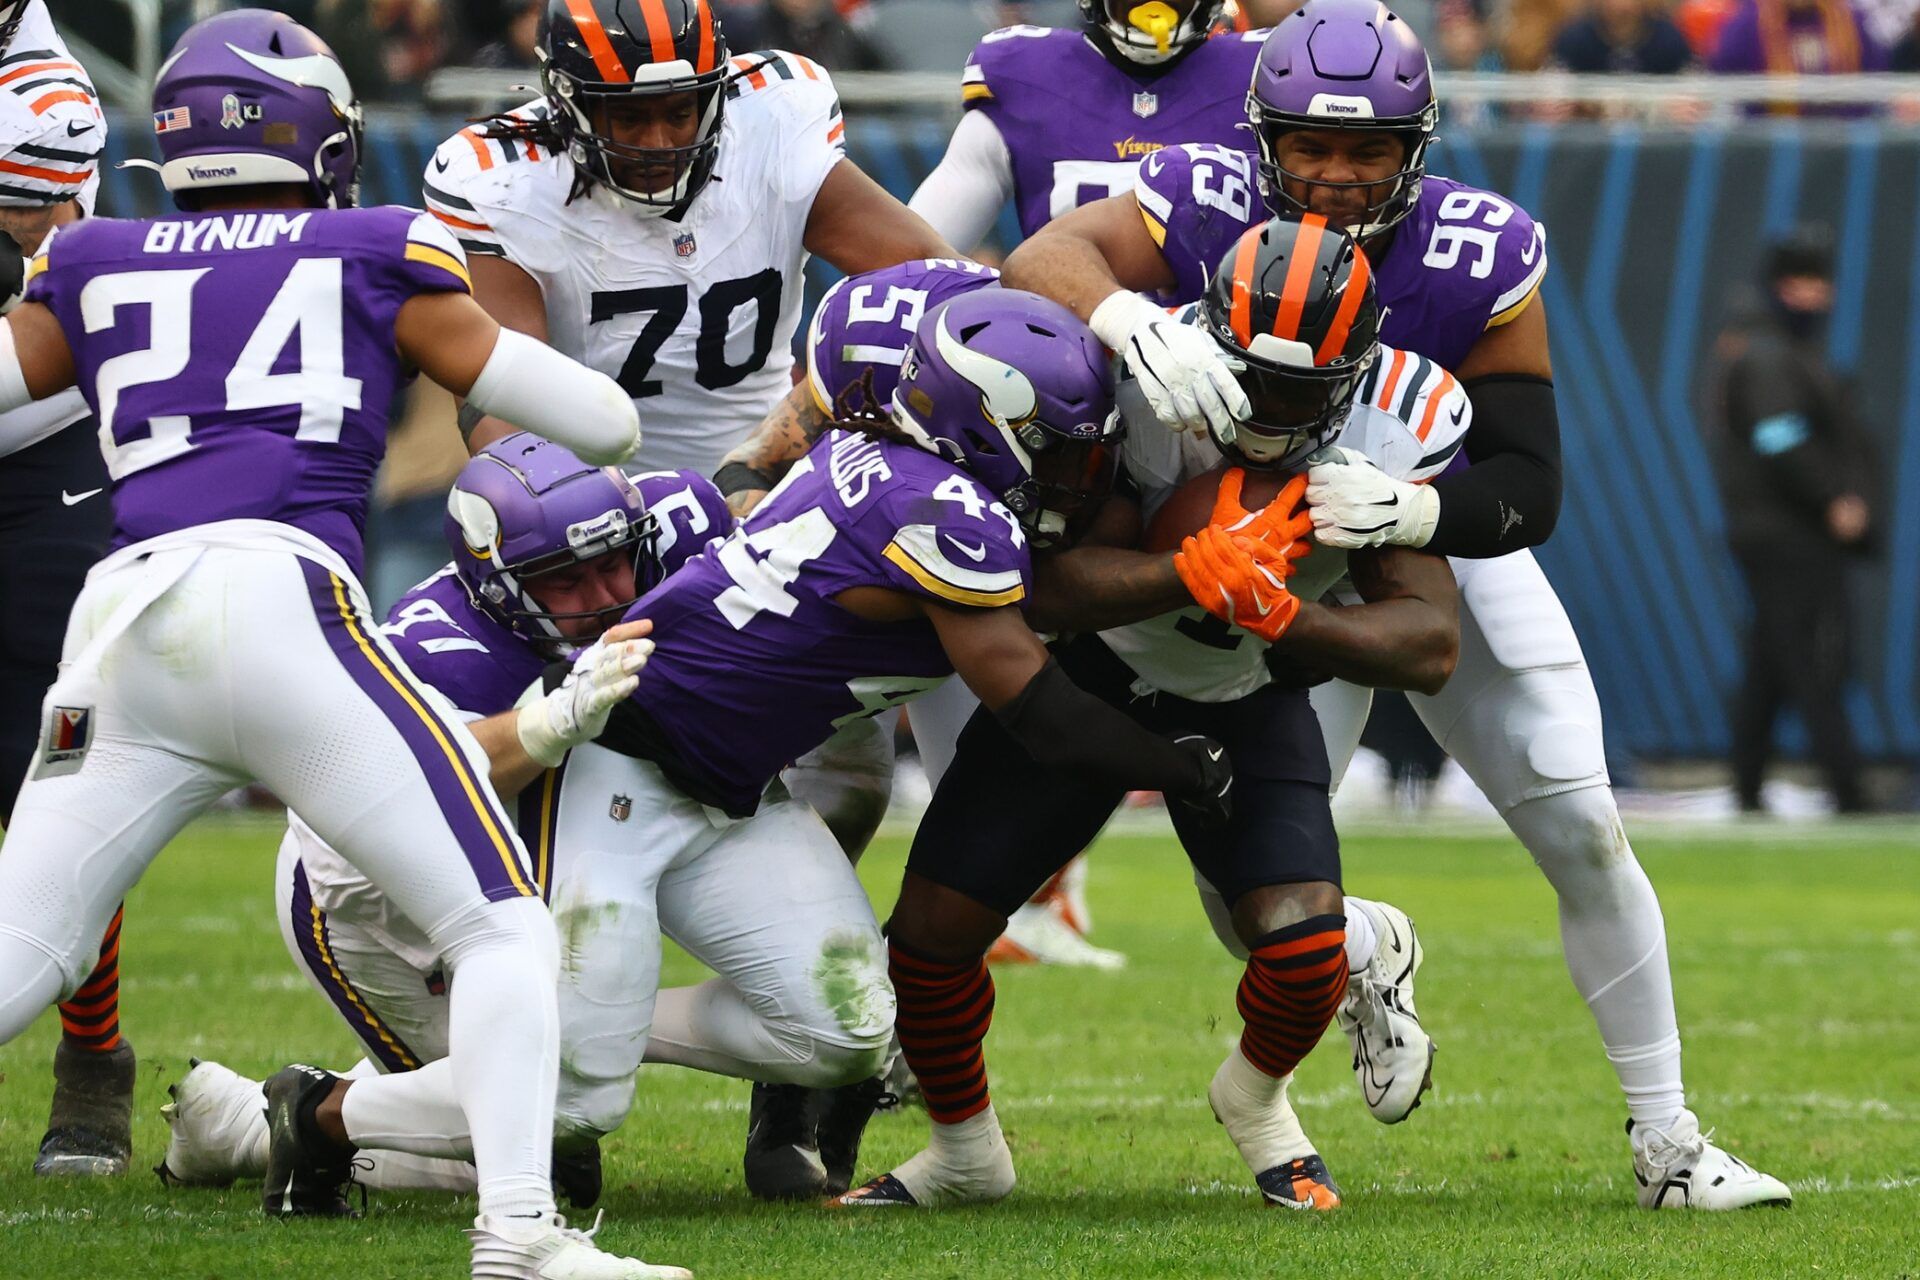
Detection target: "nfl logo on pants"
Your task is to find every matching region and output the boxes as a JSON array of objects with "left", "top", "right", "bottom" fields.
[{"left": 609, "top": 794, "right": 632, "bottom": 822}]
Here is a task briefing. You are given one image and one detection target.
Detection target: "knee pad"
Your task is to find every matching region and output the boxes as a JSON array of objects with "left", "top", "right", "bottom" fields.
[
  {"left": 555, "top": 1070, "right": 638, "bottom": 1143},
  {"left": 1506, "top": 786, "right": 1641, "bottom": 889}
]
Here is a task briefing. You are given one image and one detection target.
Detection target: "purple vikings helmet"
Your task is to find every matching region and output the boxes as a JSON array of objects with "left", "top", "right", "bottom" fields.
[
  {"left": 149, "top": 9, "right": 363, "bottom": 211},
  {"left": 1248, "top": 0, "right": 1438, "bottom": 241},
  {"left": 892, "top": 290, "right": 1122, "bottom": 547},
  {"left": 445, "top": 433, "right": 660, "bottom": 649}
]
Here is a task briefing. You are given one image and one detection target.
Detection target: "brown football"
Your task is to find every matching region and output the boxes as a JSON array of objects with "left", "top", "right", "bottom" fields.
[{"left": 1143, "top": 465, "right": 1294, "bottom": 553}]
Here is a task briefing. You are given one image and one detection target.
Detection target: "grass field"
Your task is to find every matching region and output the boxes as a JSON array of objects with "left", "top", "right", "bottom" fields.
[{"left": 1, "top": 814, "right": 1916, "bottom": 1278}]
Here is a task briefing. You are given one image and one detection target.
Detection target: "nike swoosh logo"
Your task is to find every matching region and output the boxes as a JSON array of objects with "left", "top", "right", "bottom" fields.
[
  {"left": 1146, "top": 152, "right": 1166, "bottom": 177},
  {"left": 944, "top": 536, "right": 987, "bottom": 562},
  {"left": 433, "top": 154, "right": 450, "bottom": 172},
  {"left": 1207, "top": 748, "right": 1223, "bottom": 763},
  {"left": 1449, "top": 403, "right": 1466, "bottom": 426},
  {"left": 61, "top": 488, "right": 103, "bottom": 506},
  {"left": 66, "top": 121, "right": 92, "bottom": 137},
  {"left": 1520, "top": 227, "right": 1542, "bottom": 266}
]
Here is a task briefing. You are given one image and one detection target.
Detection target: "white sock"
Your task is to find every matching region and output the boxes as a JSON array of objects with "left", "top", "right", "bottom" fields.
[
  {"left": 340, "top": 1059, "right": 472, "bottom": 1159},
  {"left": 358, "top": 1149, "right": 479, "bottom": 1194},
  {"left": 1342, "top": 897, "right": 1381, "bottom": 973},
  {"left": 1207, "top": 1046, "right": 1311, "bottom": 1172},
  {"left": 890, "top": 1104, "right": 1014, "bottom": 1204},
  {"left": 1505, "top": 789, "right": 1685, "bottom": 1128},
  {"left": 435, "top": 896, "right": 561, "bottom": 1220}
]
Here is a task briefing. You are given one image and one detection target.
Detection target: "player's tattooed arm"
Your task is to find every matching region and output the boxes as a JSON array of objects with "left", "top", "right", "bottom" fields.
[
  {"left": 714, "top": 383, "right": 832, "bottom": 517},
  {"left": 1027, "top": 496, "right": 1189, "bottom": 633},
  {"left": 1267, "top": 547, "right": 1459, "bottom": 695}
]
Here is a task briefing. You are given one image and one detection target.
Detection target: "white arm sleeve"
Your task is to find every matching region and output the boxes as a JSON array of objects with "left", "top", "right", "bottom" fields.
[
  {"left": 907, "top": 110, "right": 1015, "bottom": 253},
  {"left": 466, "top": 328, "right": 639, "bottom": 466},
  {"left": 0, "top": 316, "right": 36, "bottom": 419}
]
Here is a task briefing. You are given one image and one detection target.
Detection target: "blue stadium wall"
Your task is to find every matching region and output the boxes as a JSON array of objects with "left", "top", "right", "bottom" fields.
[{"left": 93, "top": 114, "right": 1920, "bottom": 764}]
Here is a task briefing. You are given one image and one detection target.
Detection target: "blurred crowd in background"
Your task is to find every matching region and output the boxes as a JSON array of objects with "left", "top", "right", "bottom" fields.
[{"left": 61, "top": 0, "right": 1920, "bottom": 106}]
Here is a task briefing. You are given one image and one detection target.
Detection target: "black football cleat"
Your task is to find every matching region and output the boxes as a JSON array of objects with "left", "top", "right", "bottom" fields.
[
  {"left": 743, "top": 1082, "right": 826, "bottom": 1201},
  {"left": 261, "top": 1065, "right": 361, "bottom": 1218},
  {"left": 35, "top": 1039, "right": 136, "bottom": 1178},
  {"left": 833, "top": 1172, "right": 919, "bottom": 1207},
  {"left": 1254, "top": 1154, "right": 1342, "bottom": 1211},
  {"left": 552, "top": 1137, "right": 602, "bottom": 1209},
  {"left": 813, "top": 1076, "right": 896, "bottom": 1197}
]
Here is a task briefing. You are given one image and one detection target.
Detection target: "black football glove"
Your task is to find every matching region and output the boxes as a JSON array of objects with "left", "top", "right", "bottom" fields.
[{"left": 1169, "top": 733, "right": 1232, "bottom": 829}]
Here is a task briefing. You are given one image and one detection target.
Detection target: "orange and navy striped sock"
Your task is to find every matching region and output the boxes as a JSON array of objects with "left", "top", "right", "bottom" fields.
[
  {"left": 889, "top": 939, "right": 996, "bottom": 1125},
  {"left": 58, "top": 905, "right": 124, "bottom": 1054},
  {"left": 1236, "top": 914, "right": 1348, "bottom": 1080}
]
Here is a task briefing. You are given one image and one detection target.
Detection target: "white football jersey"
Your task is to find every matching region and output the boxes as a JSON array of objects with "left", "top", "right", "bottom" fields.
[
  {"left": 0, "top": 0, "right": 103, "bottom": 457},
  {"left": 423, "top": 51, "right": 846, "bottom": 474},
  {"left": 1101, "top": 340, "right": 1473, "bottom": 702}
]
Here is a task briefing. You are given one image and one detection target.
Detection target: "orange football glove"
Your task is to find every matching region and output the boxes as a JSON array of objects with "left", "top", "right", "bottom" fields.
[
  {"left": 1210, "top": 468, "right": 1314, "bottom": 562},
  {"left": 1173, "top": 524, "right": 1302, "bottom": 643}
]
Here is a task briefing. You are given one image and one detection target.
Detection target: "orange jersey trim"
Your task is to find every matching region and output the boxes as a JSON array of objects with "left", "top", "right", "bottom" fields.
[
  {"left": 0, "top": 156, "right": 88, "bottom": 185},
  {"left": 30, "top": 89, "right": 91, "bottom": 115}
]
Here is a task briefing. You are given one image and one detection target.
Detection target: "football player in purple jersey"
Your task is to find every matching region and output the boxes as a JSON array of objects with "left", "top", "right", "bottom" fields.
[
  {"left": 907, "top": 2, "right": 1263, "bottom": 254},
  {"left": 1003, "top": 0, "right": 1791, "bottom": 1210},
  {"left": 903, "top": 0, "right": 1267, "bottom": 968},
  {"left": 0, "top": 13, "right": 699, "bottom": 1277}
]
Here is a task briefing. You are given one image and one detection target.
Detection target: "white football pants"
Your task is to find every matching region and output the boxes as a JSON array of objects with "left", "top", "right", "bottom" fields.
[
  {"left": 288, "top": 742, "right": 893, "bottom": 1166},
  {"left": 0, "top": 533, "right": 562, "bottom": 1217}
]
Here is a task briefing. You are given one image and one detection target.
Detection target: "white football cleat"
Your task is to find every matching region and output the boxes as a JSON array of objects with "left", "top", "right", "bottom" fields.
[
  {"left": 1631, "top": 1111, "right": 1792, "bottom": 1210},
  {"left": 157, "top": 1058, "right": 269, "bottom": 1187},
  {"left": 989, "top": 901, "right": 1127, "bottom": 971},
  {"left": 468, "top": 1211, "right": 691, "bottom": 1280},
  {"left": 836, "top": 1106, "right": 1015, "bottom": 1208},
  {"left": 1336, "top": 898, "right": 1434, "bottom": 1123}
]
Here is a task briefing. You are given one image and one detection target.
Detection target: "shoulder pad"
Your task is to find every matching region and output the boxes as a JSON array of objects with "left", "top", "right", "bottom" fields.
[
  {"left": 878, "top": 466, "right": 1031, "bottom": 609},
  {"left": 422, "top": 103, "right": 555, "bottom": 257},
  {"left": 1133, "top": 143, "right": 1259, "bottom": 303},
  {"left": 1418, "top": 181, "right": 1549, "bottom": 329},
  {"left": 1356, "top": 348, "right": 1471, "bottom": 481}
]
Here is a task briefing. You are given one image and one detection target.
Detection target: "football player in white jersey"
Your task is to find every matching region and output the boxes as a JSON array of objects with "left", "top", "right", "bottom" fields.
[
  {"left": 0, "top": 0, "right": 131, "bottom": 1179},
  {"left": 424, "top": 0, "right": 945, "bottom": 882},
  {"left": 420, "top": 0, "right": 956, "bottom": 1193}
]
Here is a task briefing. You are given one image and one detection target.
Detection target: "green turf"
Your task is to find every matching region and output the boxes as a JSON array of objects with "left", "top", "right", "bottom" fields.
[{"left": 2, "top": 814, "right": 1916, "bottom": 1278}]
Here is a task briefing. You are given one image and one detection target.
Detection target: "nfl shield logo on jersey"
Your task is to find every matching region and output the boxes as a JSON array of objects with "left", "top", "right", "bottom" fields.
[
  {"left": 34, "top": 706, "right": 92, "bottom": 779},
  {"left": 1132, "top": 91, "right": 1158, "bottom": 119},
  {"left": 609, "top": 794, "right": 632, "bottom": 822},
  {"left": 673, "top": 231, "right": 697, "bottom": 259}
]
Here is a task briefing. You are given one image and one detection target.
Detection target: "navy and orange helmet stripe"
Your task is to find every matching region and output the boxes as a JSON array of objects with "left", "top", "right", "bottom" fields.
[
  {"left": 1316, "top": 243, "right": 1371, "bottom": 364},
  {"left": 634, "top": 0, "right": 678, "bottom": 66},
  {"left": 1271, "top": 213, "right": 1328, "bottom": 342},
  {"left": 1227, "top": 226, "right": 1262, "bottom": 347},
  {"left": 565, "top": 0, "right": 630, "bottom": 81}
]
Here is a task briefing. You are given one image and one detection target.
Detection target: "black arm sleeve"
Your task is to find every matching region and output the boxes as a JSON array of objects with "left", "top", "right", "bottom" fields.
[
  {"left": 994, "top": 658, "right": 1207, "bottom": 798},
  {"left": 1424, "top": 374, "right": 1562, "bottom": 559}
]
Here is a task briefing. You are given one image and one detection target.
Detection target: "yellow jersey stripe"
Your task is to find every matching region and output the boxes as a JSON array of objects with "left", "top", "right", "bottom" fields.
[
  {"left": 1140, "top": 208, "right": 1167, "bottom": 248},
  {"left": 961, "top": 82, "right": 993, "bottom": 103},
  {"left": 883, "top": 542, "right": 1026, "bottom": 608},
  {"left": 404, "top": 242, "right": 473, "bottom": 291},
  {"left": 310, "top": 900, "right": 421, "bottom": 1070},
  {"left": 327, "top": 574, "right": 533, "bottom": 898},
  {"left": 1486, "top": 278, "right": 1541, "bottom": 329},
  {"left": 534, "top": 767, "right": 559, "bottom": 899},
  {"left": 24, "top": 252, "right": 47, "bottom": 283}
]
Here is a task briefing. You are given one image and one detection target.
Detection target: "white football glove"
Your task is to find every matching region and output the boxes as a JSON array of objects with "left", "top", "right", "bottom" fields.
[
  {"left": 515, "top": 635, "right": 654, "bottom": 767},
  {"left": 1090, "top": 290, "right": 1250, "bottom": 439},
  {"left": 1305, "top": 445, "right": 1441, "bottom": 549}
]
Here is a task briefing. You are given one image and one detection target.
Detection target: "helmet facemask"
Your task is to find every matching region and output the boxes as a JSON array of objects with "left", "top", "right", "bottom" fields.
[
  {"left": 1212, "top": 334, "right": 1374, "bottom": 471},
  {"left": 1249, "top": 105, "right": 1438, "bottom": 244},
  {"left": 1080, "top": 0, "right": 1224, "bottom": 67},
  {"left": 543, "top": 58, "right": 728, "bottom": 215}
]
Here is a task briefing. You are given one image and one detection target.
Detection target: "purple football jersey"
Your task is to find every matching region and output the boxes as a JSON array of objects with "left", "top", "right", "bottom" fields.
[
  {"left": 382, "top": 469, "right": 733, "bottom": 717},
  {"left": 623, "top": 429, "right": 1033, "bottom": 815},
  {"left": 25, "top": 204, "right": 473, "bottom": 575},
  {"left": 804, "top": 258, "right": 999, "bottom": 419},
  {"left": 964, "top": 26, "right": 1264, "bottom": 237},
  {"left": 1135, "top": 144, "right": 1550, "bottom": 370}
]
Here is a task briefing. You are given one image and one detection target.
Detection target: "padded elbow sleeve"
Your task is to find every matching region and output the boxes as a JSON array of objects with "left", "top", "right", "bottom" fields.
[
  {"left": 466, "top": 328, "right": 639, "bottom": 466},
  {"left": 1425, "top": 375, "right": 1562, "bottom": 558}
]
